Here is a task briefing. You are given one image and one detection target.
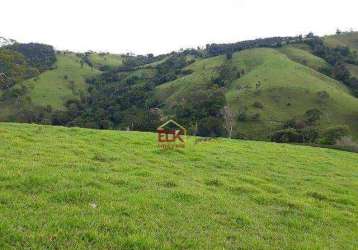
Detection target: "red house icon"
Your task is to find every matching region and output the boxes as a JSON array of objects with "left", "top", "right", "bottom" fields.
[{"left": 157, "top": 120, "right": 186, "bottom": 145}]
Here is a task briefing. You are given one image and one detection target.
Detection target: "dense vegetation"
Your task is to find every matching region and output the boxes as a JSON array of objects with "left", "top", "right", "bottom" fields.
[
  {"left": 0, "top": 49, "right": 38, "bottom": 90},
  {"left": 0, "top": 123, "right": 357, "bottom": 249},
  {"left": 205, "top": 36, "right": 303, "bottom": 57},
  {"left": 48, "top": 54, "right": 208, "bottom": 133},
  {"left": 0, "top": 43, "right": 56, "bottom": 91},
  {"left": 6, "top": 43, "right": 56, "bottom": 71},
  {"left": 305, "top": 35, "right": 358, "bottom": 96},
  {"left": 52, "top": 71, "right": 160, "bottom": 130}
]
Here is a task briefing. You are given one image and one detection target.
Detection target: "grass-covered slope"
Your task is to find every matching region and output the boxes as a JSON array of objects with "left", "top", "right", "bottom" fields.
[
  {"left": 156, "top": 48, "right": 358, "bottom": 139},
  {"left": 347, "top": 63, "right": 358, "bottom": 78},
  {"left": 277, "top": 45, "right": 330, "bottom": 71},
  {"left": 227, "top": 48, "right": 358, "bottom": 138},
  {"left": 24, "top": 53, "right": 100, "bottom": 109},
  {"left": 87, "top": 53, "right": 123, "bottom": 69},
  {"left": 324, "top": 32, "right": 358, "bottom": 52},
  {"left": 0, "top": 123, "right": 357, "bottom": 249}
]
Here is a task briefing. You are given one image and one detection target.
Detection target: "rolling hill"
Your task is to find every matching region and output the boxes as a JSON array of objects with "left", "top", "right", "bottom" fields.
[
  {"left": 156, "top": 47, "right": 358, "bottom": 139},
  {"left": 277, "top": 44, "right": 330, "bottom": 71},
  {"left": 87, "top": 52, "right": 123, "bottom": 69},
  {"left": 24, "top": 52, "right": 100, "bottom": 109},
  {"left": 0, "top": 32, "right": 358, "bottom": 143},
  {"left": 0, "top": 122, "right": 357, "bottom": 249},
  {"left": 324, "top": 32, "right": 358, "bottom": 52}
]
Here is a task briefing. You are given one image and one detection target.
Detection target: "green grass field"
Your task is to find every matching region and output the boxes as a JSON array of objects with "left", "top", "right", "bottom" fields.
[
  {"left": 24, "top": 53, "right": 100, "bottom": 109},
  {"left": 324, "top": 32, "right": 358, "bottom": 52},
  {"left": 87, "top": 53, "right": 123, "bottom": 69},
  {"left": 278, "top": 45, "right": 330, "bottom": 71},
  {"left": 0, "top": 123, "right": 357, "bottom": 249}
]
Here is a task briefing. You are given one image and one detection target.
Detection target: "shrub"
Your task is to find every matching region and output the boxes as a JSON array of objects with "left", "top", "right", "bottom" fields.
[
  {"left": 332, "top": 62, "right": 351, "bottom": 82},
  {"left": 211, "top": 63, "right": 239, "bottom": 87},
  {"left": 181, "top": 69, "right": 194, "bottom": 75},
  {"left": 251, "top": 113, "right": 261, "bottom": 121},
  {"left": 237, "top": 112, "right": 247, "bottom": 122},
  {"left": 253, "top": 101, "right": 264, "bottom": 109},
  {"left": 316, "top": 91, "right": 330, "bottom": 101},
  {"left": 301, "top": 127, "right": 320, "bottom": 143},
  {"left": 270, "top": 129, "right": 301, "bottom": 143},
  {"left": 197, "top": 117, "right": 224, "bottom": 137},
  {"left": 347, "top": 77, "right": 358, "bottom": 97},
  {"left": 284, "top": 119, "right": 306, "bottom": 129},
  {"left": 335, "top": 137, "right": 358, "bottom": 152},
  {"left": 225, "top": 52, "right": 233, "bottom": 60},
  {"left": 321, "top": 125, "right": 350, "bottom": 145},
  {"left": 126, "top": 76, "right": 140, "bottom": 85},
  {"left": 304, "top": 109, "right": 322, "bottom": 125}
]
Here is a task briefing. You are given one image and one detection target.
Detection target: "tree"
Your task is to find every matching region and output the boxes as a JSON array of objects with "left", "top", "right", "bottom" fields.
[
  {"left": 348, "top": 77, "right": 358, "bottom": 96},
  {"left": 332, "top": 62, "right": 351, "bottom": 82},
  {"left": 301, "top": 127, "right": 320, "bottom": 143},
  {"left": 253, "top": 101, "right": 264, "bottom": 109},
  {"left": 225, "top": 51, "right": 233, "bottom": 60},
  {"left": 271, "top": 129, "right": 301, "bottom": 143},
  {"left": 7, "top": 43, "right": 56, "bottom": 71},
  {"left": 321, "top": 126, "right": 350, "bottom": 145},
  {"left": 212, "top": 62, "right": 239, "bottom": 87},
  {"left": 0, "top": 73, "right": 14, "bottom": 90},
  {"left": 304, "top": 109, "right": 322, "bottom": 125},
  {"left": 174, "top": 86, "right": 226, "bottom": 137},
  {"left": 222, "top": 106, "right": 234, "bottom": 138},
  {"left": 237, "top": 111, "right": 247, "bottom": 122},
  {"left": 0, "top": 48, "right": 39, "bottom": 88},
  {"left": 305, "top": 32, "right": 315, "bottom": 39}
]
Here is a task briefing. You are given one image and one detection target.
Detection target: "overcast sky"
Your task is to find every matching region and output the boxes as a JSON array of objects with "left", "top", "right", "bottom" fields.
[{"left": 1, "top": 0, "right": 357, "bottom": 55}]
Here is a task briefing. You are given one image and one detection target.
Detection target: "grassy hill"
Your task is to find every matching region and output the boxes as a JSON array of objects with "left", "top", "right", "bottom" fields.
[
  {"left": 323, "top": 32, "right": 358, "bottom": 80},
  {"left": 24, "top": 52, "right": 100, "bottom": 109},
  {"left": 0, "top": 123, "right": 357, "bottom": 249},
  {"left": 1, "top": 32, "right": 357, "bottom": 142},
  {"left": 277, "top": 45, "right": 330, "bottom": 71},
  {"left": 156, "top": 48, "right": 358, "bottom": 139},
  {"left": 324, "top": 32, "right": 358, "bottom": 52},
  {"left": 87, "top": 53, "right": 123, "bottom": 69}
]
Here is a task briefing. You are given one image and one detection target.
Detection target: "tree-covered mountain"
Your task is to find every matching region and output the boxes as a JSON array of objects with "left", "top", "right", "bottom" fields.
[{"left": 0, "top": 32, "right": 358, "bottom": 147}]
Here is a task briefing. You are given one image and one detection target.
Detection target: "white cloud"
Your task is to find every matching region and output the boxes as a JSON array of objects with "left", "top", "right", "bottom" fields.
[{"left": 1, "top": 0, "right": 357, "bottom": 55}]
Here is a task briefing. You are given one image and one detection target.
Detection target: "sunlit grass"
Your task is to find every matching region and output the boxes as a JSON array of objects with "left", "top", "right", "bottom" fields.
[
  {"left": 24, "top": 53, "right": 100, "bottom": 109},
  {"left": 88, "top": 53, "right": 123, "bottom": 69},
  {"left": 0, "top": 123, "right": 357, "bottom": 249}
]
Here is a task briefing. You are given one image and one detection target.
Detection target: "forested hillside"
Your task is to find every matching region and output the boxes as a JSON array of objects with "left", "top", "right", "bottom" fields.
[{"left": 0, "top": 32, "right": 357, "bottom": 148}]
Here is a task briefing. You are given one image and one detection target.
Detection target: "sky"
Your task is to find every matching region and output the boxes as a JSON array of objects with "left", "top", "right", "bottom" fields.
[{"left": 1, "top": 0, "right": 358, "bottom": 55}]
